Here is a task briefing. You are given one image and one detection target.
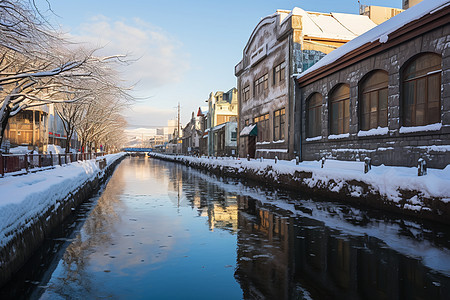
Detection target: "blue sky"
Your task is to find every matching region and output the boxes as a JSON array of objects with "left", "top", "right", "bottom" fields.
[{"left": 42, "top": 0, "right": 402, "bottom": 130}]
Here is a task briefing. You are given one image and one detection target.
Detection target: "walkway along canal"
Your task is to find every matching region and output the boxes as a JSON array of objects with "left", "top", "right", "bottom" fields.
[{"left": 2, "top": 156, "right": 449, "bottom": 299}]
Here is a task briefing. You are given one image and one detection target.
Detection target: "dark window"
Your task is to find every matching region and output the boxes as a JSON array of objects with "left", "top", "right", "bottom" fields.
[
  {"left": 273, "top": 62, "right": 286, "bottom": 85},
  {"left": 231, "top": 130, "right": 237, "bottom": 141},
  {"left": 360, "top": 70, "right": 388, "bottom": 131},
  {"left": 245, "top": 119, "right": 249, "bottom": 126},
  {"left": 273, "top": 108, "right": 286, "bottom": 141},
  {"left": 402, "top": 53, "right": 441, "bottom": 127},
  {"left": 329, "top": 84, "right": 350, "bottom": 135},
  {"left": 306, "top": 93, "right": 322, "bottom": 138},
  {"left": 254, "top": 74, "right": 268, "bottom": 96},
  {"left": 243, "top": 85, "right": 250, "bottom": 101}
]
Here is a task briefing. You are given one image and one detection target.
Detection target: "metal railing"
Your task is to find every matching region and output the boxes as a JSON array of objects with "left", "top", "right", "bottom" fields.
[{"left": 0, "top": 152, "right": 105, "bottom": 177}]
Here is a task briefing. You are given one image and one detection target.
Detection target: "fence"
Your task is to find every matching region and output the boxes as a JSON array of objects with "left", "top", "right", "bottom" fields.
[{"left": 0, "top": 152, "right": 105, "bottom": 177}]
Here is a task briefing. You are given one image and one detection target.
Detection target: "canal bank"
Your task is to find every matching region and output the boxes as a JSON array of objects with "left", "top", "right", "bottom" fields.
[
  {"left": 0, "top": 153, "right": 126, "bottom": 287},
  {"left": 149, "top": 153, "right": 450, "bottom": 225}
]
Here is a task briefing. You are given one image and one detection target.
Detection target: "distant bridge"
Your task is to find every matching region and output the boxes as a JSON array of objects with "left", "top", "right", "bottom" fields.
[{"left": 123, "top": 148, "right": 153, "bottom": 152}]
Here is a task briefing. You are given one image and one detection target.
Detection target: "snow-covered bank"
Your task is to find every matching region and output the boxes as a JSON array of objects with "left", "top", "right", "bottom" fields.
[
  {"left": 0, "top": 153, "right": 126, "bottom": 286},
  {"left": 150, "top": 153, "right": 450, "bottom": 224}
]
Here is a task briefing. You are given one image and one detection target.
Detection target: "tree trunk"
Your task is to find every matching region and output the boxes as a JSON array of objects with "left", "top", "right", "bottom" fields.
[{"left": 0, "top": 106, "right": 11, "bottom": 149}]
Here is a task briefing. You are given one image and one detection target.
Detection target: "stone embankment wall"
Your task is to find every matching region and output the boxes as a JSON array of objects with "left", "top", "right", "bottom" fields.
[
  {"left": 152, "top": 154, "right": 449, "bottom": 225},
  {"left": 0, "top": 155, "right": 125, "bottom": 287}
]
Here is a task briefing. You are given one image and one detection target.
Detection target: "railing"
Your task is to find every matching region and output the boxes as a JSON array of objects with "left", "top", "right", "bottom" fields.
[{"left": 0, "top": 152, "right": 105, "bottom": 177}]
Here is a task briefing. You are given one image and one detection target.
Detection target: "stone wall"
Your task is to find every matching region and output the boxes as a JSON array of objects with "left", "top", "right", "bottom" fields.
[
  {"left": 297, "top": 24, "right": 450, "bottom": 168},
  {"left": 0, "top": 156, "right": 125, "bottom": 287}
]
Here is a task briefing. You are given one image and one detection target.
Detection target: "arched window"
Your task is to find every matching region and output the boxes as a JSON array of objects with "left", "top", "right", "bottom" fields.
[
  {"left": 306, "top": 93, "right": 322, "bottom": 138},
  {"left": 360, "top": 70, "right": 388, "bottom": 131},
  {"left": 402, "top": 53, "right": 441, "bottom": 126},
  {"left": 329, "top": 84, "right": 350, "bottom": 135}
]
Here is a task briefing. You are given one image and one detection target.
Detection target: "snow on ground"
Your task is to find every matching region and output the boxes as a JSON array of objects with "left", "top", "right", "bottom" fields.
[
  {"left": 151, "top": 153, "right": 450, "bottom": 204},
  {"left": 0, "top": 153, "right": 125, "bottom": 247}
]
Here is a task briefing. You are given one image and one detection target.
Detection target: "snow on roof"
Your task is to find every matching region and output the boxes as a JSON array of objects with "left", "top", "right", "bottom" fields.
[
  {"left": 284, "top": 7, "right": 376, "bottom": 41},
  {"left": 297, "top": 0, "right": 450, "bottom": 80},
  {"left": 211, "top": 123, "right": 226, "bottom": 131},
  {"left": 240, "top": 124, "right": 256, "bottom": 136}
]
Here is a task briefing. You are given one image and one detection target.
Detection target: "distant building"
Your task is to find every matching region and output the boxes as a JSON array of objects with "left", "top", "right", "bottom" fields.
[
  {"left": 402, "top": 0, "right": 424, "bottom": 9},
  {"left": 235, "top": 7, "right": 377, "bottom": 160},
  {"left": 205, "top": 88, "right": 238, "bottom": 156},
  {"left": 359, "top": 5, "right": 404, "bottom": 25},
  {"left": 3, "top": 106, "right": 49, "bottom": 153},
  {"left": 295, "top": 1, "right": 449, "bottom": 168}
]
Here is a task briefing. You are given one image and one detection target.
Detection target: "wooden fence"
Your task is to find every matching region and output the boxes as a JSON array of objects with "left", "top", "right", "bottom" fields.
[{"left": 0, "top": 152, "right": 105, "bottom": 176}]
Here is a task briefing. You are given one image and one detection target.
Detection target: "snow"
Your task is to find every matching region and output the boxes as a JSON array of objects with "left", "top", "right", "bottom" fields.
[
  {"left": 305, "top": 136, "right": 322, "bottom": 142},
  {"left": 357, "top": 127, "right": 389, "bottom": 137},
  {"left": 328, "top": 133, "right": 350, "bottom": 139},
  {"left": 283, "top": 8, "right": 376, "bottom": 41},
  {"left": 240, "top": 124, "right": 256, "bottom": 136},
  {"left": 399, "top": 122, "right": 442, "bottom": 134},
  {"left": 46, "top": 144, "right": 64, "bottom": 154},
  {"left": 150, "top": 153, "right": 450, "bottom": 207},
  {"left": 9, "top": 146, "right": 31, "bottom": 154},
  {"left": 256, "top": 149, "right": 288, "bottom": 153},
  {"left": 0, "top": 153, "right": 125, "bottom": 248},
  {"left": 297, "top": 0, "right": 449, "bottom": 80}
]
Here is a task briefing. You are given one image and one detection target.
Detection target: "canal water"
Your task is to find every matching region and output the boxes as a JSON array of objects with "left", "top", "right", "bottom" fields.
[{"left": 2, "top": 156, "right": 450, "bottom": 299}]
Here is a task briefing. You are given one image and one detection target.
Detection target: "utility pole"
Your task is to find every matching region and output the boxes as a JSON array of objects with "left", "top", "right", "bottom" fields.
[{"left": 177, "top": 102, "right": 180, "bottom": 139}]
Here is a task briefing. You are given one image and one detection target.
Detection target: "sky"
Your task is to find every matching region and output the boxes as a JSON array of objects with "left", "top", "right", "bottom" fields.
[{"left": 40, "top": 0, "right": 403, "bottom": 133}]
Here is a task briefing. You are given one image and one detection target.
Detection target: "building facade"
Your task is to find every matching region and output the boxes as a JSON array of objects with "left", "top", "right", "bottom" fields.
[
  {"left": 3, "top": 106, "right": 49, "bottom": 153},
  {"left": 235, "top": 8, "right": 376, "bottom": 160},
  {"left": 296, "top": 1, "right": 450, "bottom": 168},
  {"left": 206, "top": 88, "right": 238, "bottom": 156}
]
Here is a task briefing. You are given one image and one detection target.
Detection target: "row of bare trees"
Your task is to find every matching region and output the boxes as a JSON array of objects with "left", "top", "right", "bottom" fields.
[{"left": 0, "top": 0, "right": 133, "bottom": 153}]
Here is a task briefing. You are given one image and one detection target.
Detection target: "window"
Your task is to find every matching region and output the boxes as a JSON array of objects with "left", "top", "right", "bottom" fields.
[
  {"left": 273, "top": 62, "right": 286, "bottom": 85},
  {"left": 360, "top": 70, "right": 388, "bottom": 131},
  {"left": 402, "top": 53, "right": 441, "bottom": 127},
  {"left": 273, "top": 108, "right": 286, "bottom": 141},
  {"left": 245, "top": 119, "right": 249, "bottom": 126},
  {"left": 254, "top": 74, "right": 268, "bottom": 96},
  {"left": 329, "top": 84, "right": 350, "bottom": 135},
  {"left": 243, "top": 85, "right": 250, "bottom": 101},
  {"left": 306, "top": 93, "right": 322, "bottom": 138},
  {"left": 231, "top": 130, "right": 237, "bottom": 141},
  {"left": 254, "top": 113, "right": 269, "bottom": 141}
]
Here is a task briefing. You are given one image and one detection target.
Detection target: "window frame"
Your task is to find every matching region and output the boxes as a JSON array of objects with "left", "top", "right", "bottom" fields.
[
  {"left": 254, "top": 73, "right": 268, "bottom": 96},
  {"left": 329, "top": 84, "right": 350, "bottom": 135},
  {"left": 243, "top": 85, "right": 250, "bottom": 101},
  {"left": 359, "top": 70, "right": 389, "bottom": 131},
  {"left": 273, "top": 108, "right": 286, "bottom": 141},
  {"left": 401, "top": 53, "right": 441, "bottom": 127},
  {"left": 273, "top": 62, "right": 286, "bottom": 86},
  {"left": 306, "top": 93, "right": 322, "bottom": 138}
]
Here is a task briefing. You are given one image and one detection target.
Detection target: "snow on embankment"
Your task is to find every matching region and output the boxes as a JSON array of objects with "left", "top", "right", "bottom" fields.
[
  {"left": 150, "top": 153, "right": 450, "bottom": 223},
  {"left": 0, "top": 153, "right": 125, "bottom": 286}
]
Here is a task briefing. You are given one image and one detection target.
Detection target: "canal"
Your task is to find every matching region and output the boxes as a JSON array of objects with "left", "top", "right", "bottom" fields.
[{"left": 2, "top": 156, "right": 450, "bottom": 299}]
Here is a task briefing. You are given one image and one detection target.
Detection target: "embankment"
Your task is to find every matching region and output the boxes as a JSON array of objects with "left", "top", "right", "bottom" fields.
[
  {"left": 150, "top": 153, "right": 450, "bottom": 225},
  {"left": 0, "top": 153, "right": 126, "bottom": 287}
]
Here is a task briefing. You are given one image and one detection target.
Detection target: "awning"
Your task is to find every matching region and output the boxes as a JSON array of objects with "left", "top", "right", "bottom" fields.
[
  {"left": 211, "top": 123, "right": 226, "bottom": 132},
  {"left": 240, "top": 124, "right": 257, "bottom": 137}
]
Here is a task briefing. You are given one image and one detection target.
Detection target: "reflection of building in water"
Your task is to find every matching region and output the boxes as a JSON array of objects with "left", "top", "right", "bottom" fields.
[
  {"left": 184, "top": 175, "right": 238, "bottom": 233},
  {"left": 235, "top": 195, "right": 449, "bottom": 300}
]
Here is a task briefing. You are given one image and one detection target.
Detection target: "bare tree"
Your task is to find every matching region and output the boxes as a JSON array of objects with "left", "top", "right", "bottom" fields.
[{"left": 0, "top": 0, "right": 133, "bottom": 148}]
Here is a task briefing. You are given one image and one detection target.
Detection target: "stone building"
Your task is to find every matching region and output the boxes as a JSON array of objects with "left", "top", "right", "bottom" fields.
[
  {"left": 295, "top": 1, "right": 449, "bottom": 168},
  {"left": 235, "top": 7, "right": 376, "bottom": 160}
]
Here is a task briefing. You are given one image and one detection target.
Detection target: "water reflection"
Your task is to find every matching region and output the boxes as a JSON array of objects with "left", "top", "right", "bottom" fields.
[
  {"left": 3, "top": 157, "right": 448, "bottom": 299},
  {"left": 235, "top": 195, "right": 450, "bottom": 299}
]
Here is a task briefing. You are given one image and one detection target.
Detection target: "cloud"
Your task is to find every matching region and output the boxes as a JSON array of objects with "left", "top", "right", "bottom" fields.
[
  {"left": 68, "top": 15, "right": 190, "bottom": 90},
  {"left": 123, "top": 105, "right": 176, "bottom": 129}
]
